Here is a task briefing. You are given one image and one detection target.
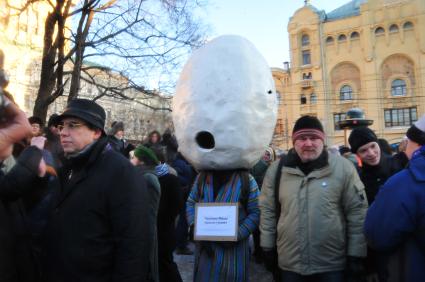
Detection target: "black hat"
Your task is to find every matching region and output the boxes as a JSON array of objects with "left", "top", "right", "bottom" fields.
[
  {"left": 292, "top": 115, "right": 325, "bottom": 143},
  {"left": 28, "top": 116, "right": 44, "bottom": 126},
  {"left": 47, "top": 113, "right": 60, "bottom": 127},
  {"left": 108, "top": 121, "right": 124, "bottom": 135},
  {"left": 339, "top": 145, "right": 351, "bottom": 155},
  {"left": 58, "top": 99, "right": 106, "bottom": 131},
  {"left": 348, "top": 127, "right": 378, "bottom": 153},
  {"left": 406, "top": 114, "right": 425, "bottom": 145}
]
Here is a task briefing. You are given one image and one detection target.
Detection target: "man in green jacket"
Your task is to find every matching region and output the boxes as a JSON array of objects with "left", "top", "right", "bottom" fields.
[{"left": 259, "top": 116, "right": 368, "bottom": 282}]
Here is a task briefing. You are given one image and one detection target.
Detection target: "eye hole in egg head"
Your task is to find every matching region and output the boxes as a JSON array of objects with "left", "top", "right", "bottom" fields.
[
  {"left": 267, "top": 90, "right": 273, "bottom": 95},
  {"left": 195, "top": 131, "right": 215, "bottom": 150}
]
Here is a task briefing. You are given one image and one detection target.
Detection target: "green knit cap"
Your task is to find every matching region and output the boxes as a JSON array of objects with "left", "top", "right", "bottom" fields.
[{"left": 133, "top": 145, "right": 159, "bottom": 164}]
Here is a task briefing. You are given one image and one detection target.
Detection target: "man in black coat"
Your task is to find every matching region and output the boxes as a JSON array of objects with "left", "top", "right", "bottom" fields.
[
  {"left": 151, "top": 147, "right": 184, "bottom": 282},
  {"left": 349, "top": 127, "right": 408, "bottom": 205},
  {"left": 43, "top": 99, "right": 152, "bottom": 282},
  {"left": 0, "top": 145, "right": 46, "bottom": 282},
  {"left": 0, "top": 95, "right": 45, "bottom": 282},
  {"left": 349, "top": 127, "right": 408, "bottom": 282}
]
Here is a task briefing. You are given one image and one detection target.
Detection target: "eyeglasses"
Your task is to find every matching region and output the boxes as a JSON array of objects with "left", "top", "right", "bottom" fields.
[{"left": 57, "top": 121, "right": 85, "bottom": 132}]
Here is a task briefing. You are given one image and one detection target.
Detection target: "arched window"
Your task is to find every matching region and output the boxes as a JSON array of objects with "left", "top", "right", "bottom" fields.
[
  {"left": 340, "top": 85, "right": 353, "bottom": 101},
  {"left": 338, "top": 34, "right": 347, "bottom": 42},
  {"left": 375, "top": 27, "right": 385, "bottom": 36},
  {"left": 403, "top": 21, "right": 413, "bottom": 30},
  {"left": 301, "top": 34, "right": 310, "bottom": 46},
  {"left": 310, "top": 93, "right": 317, "bottom": 104},
  {"left": 300, "top": 94, "right": 307, "bottom": 104},
  {"left": 350, "top": 32, "right": 360, "bottom": 39},
  {"left": 389, "top": 24, "right": 399, "bottom": 33},
  {"left": 391, "top": 79, "right": 407, "bottom": 96},
  {"left": 326, "top": 36, "right": 334, "bottom": 44}
]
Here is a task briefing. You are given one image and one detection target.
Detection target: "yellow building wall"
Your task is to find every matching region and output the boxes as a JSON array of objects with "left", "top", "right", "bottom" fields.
[
  {"left": 273, "top": 0, "right": 425, "bottom": 151},
  {"left": 0, "top": 0, "right": 51, "bottom": 109}
]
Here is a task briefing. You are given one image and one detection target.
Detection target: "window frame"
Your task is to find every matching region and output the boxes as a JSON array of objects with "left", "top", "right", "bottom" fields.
[
  {"left": 384, "top": 107, "right": 417, "bottom": 127},
  {"left": 391, "top": 79, "right": 407, "bottom": 97},
  {"left": 338, "top": 34, "right": 347, "bottom": 42},
  {"left": 339, "top": 85, "right": 353, "bottom": 101},
  {"left": 301, "top": 34, "right": 310, "bottom": 47},
  {"left": 310, "top": 93, "right": 317, "bottom": 104},
  {"left": 302, "top": 50, "right": 311, "bottom": 65},
  {"left": 350, "top": 32, "right": 360, "bottom": 40},
  {"left": 375, "top": 26, "right": 385, "bottom": 36},
  {"left": 333, "top": 113, "right": 347, "bottom": 130},
  {"left": 403, "top": 21, "right": 413, "bottom": 30},
  {"left": 300, "top": 94, "right": 307, "bottom": 105},
  {"left": 389, "top": 24, "right": 399, "bottom": 33}
]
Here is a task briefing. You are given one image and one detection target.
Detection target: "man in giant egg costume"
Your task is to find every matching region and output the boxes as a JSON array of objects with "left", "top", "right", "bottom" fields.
[{"left": 172, "top": 35, "right": 277, "bottom": 281}]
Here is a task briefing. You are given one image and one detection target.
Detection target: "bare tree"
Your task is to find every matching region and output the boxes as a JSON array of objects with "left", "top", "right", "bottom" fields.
[{"left": 11, "top": 0, "right": 207, "bottom": 121}]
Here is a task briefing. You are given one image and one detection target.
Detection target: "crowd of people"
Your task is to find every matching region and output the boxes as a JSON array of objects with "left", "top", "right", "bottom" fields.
[{"left": 1, "top": 95, "right": 424, "bottom": 282}]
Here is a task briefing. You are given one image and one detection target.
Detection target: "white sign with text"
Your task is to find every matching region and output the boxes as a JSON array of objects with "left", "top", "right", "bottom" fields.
[{"left": 194, "top": 203, "right": 238, "bottom": 241}]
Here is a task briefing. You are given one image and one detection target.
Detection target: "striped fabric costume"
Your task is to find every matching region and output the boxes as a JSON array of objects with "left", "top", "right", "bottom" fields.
[{"left": 186, "top": 171, "right": 260, "bottom": 282}]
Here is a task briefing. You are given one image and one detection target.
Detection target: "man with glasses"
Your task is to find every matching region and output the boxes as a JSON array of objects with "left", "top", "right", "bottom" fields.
[{"left": 43, "top": 99, "right": 151, "bottom": 282}]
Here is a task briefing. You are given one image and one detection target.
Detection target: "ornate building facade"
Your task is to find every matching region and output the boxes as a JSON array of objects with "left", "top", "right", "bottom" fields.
[
  {"left": 272, "top": 0, "right": 425, "bottom": 150},
  {"left": 0, "top": 0, "right": 171, "bottom": 142}
]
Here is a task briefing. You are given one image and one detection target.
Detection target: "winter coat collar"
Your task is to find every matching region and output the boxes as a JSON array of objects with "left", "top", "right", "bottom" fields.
[
  {"left": 57, "top": 137, "right": 110, "bottom": 207},
  {"left": 283, "top": 149, "right": 329, "bottom": 177},
  {"left": 409, "top": 145, "right": 425, "bottom": 182}
]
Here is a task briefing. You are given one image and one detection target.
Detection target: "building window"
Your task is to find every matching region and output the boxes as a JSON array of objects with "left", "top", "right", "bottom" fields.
[
  {"left": 301, "top": 34, "right": 310, "bottom": 46},
  {"left": 350, "top": 32, "right": 360, "bottom": 39},
  {"left": 384, "top": 107, "right": 417, "bottom": 127},
  {"left": 276, "top": 91, "right": 282, "bottom": 105},
  {"left": 389, "top": 24, "right": 399, "bottom": 33},
  {"left": 275, "top": 118, "right": 284, "bottom": 134},
  {"left": 310, "top": 93, "right": 317, "bottom": 104},
  {"left": 391, "top": 79, "right": 407, "bottom": 96},
  {"left": 302, "top": 50, "right": 311, "bottom": 65},
  {"left": 302, "top": 72, "right": 312, "bottom": 80},
  {"left": 326, "top": 36, "right": 334, "bottom": 44},
  {"left": 338, "top": 34, "right": 347, "bottom": 42},
  {"left": 334, "top": 113, "right": 346, "bottom": 130},
  {"left": 300, "top": 94, "right": 307, "bottom": 105},
  {"left": 403, "top": 21, "right": 413, "bottom": 30},
  {"left": 340, "top": 85, "right": 353, "bottom": 101},
  {"left": 375, "top": 27, "right": 385, "bottom": 36}
]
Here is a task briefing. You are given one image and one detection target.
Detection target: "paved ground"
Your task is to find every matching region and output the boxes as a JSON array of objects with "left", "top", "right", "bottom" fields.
[{"left": 174, "top": 241, "right": 273, "bottom": 282}]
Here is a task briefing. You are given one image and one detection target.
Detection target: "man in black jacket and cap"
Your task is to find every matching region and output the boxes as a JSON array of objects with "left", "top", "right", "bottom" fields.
[
  {"left": 348, "top": 127, "right": 408, "bottom": 205},
  {"left": 349, "top": 127, "right": 408, "bottom": 281},
  {"left": 43, "top": 99, "right": 152, "bottom": 282}
]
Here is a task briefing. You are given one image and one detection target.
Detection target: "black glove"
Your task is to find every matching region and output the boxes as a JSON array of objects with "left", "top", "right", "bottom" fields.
[
  {"left": 345, "top": 256, "right": 367, "bottom": 282},
  {"left": 262, "top": 248, "right": 278, "bottom": 273}
]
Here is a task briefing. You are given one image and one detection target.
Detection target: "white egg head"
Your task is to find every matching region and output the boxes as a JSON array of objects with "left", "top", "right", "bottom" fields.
[{"left": 172, "top": 35, "right": 278, "bottom": 170}]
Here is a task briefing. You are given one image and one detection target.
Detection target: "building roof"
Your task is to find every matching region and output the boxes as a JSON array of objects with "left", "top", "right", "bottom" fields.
[
  {"left": 290, "top": 4, "right": 327, "bottom": 23},
  {"left": 326, "top": 0, "right": 367, "bottom": 21}
]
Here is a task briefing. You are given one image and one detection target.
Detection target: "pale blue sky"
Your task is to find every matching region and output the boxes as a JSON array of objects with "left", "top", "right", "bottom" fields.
[{"left": 199, "top": 0, "right": 351, "bottom": 68}]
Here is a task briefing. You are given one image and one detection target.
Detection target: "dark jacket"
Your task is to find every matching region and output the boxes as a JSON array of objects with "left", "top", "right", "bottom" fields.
[
  {"left": 250, "top": 159, "right": 269, "bottom": 189},
  {"left": 364, "top": 145, "right": 425, "bottom": 282},
  {"left": 157, "top": 172, "right": 183, "bottom": 253},
  {"left": 0, "top": 146, "right": 43, "bottom": 282},
  {"left": 136, "top": 165, "right": 161, "bottom": 282},
  {"left": 171, "top": 153, "right": 195, "bottom": 195},
  {"left": 44, "top": 131, "right": 64, "bottom": 169},
  {"left": 107, "top": 135, "right": 133, "bottom": 158},
  {"left": 359, "top": 151, "right": 408, "bottom": 205},
  {"left": 43, "top": 137, "right": 151, "bottom": 282}
]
